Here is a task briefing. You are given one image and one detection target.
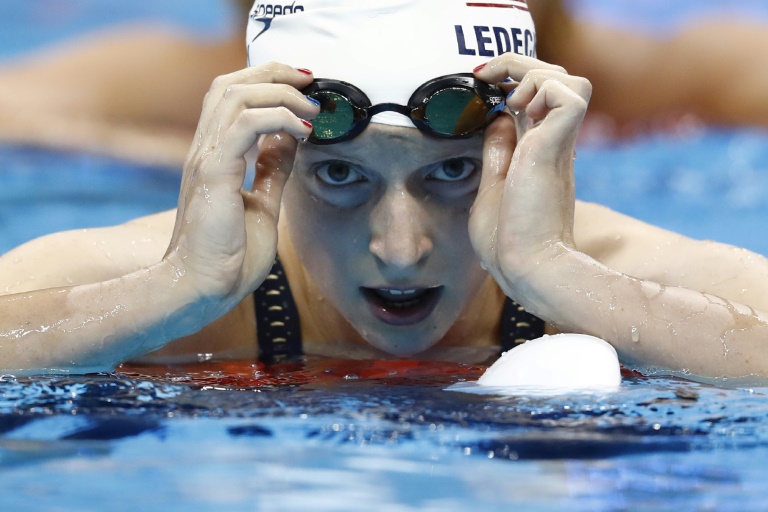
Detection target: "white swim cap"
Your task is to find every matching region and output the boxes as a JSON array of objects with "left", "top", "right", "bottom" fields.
[{"left": 246, "top": 0, "right": 536, "bottom": 127}]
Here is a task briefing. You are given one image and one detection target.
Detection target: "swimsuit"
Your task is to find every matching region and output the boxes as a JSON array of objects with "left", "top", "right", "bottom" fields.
[{"left": 254, "top": 259, "right": 545, "bottom": 364}]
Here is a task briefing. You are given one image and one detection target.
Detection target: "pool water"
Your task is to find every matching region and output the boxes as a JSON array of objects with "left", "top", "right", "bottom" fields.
[
  {"left": 0, "top": 146, "right": 180, "bottom": 252},
  {"left": 3, "top": 1, "right": 768, "bottom": 510},
  {"left": 1, "top": 361, "right": 768, "bottom": 511}
]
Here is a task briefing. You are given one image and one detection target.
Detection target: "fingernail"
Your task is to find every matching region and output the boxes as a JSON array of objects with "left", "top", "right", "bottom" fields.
[
  {"left": 297, "top": 68, "right": 313, "bottom": 75},
  {"left": 301, "top": 119, "right": 313, "bottom": 129},
  {"left": 473, "top": 63, "right": 487, "bottom": 73},
  {"left": 306, "top": 95, "right": 321, "bottom": 107}
]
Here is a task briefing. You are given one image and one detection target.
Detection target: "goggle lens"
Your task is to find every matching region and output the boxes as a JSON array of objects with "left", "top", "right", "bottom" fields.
[
  {"left": 311, "top": 92, "right": 356, "bottom": 141},
  {"left": 303, "top": 74, "right": 502, "bottom": 144},
  {"left": 422, "top": 87, "right": 489, "bottom": 136}
]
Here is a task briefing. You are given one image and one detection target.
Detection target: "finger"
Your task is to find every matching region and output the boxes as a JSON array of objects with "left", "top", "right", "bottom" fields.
[
  {"left": 207, "top": 83, "right": 320, "bottom": 135},
  {"left": 507, "top": 70, "right": 592, "bottom": 114},
  {"left": 199, "top": 62, "right": 314, "bottom": 132},
  {"left": 473, "top": 53, "right": 567, "bottom": 84},
  {"left": 201, "top": 62, "right": 315, "bottom": 115},
  {"left": 250, "top": 132, "right": 297, "bottom": 197},
  {"left": 221, "top": 107, "right": 313, "bottom": 162},
  {"left": 183, "top": 63, "right": 315, "bottom": 184},
  {"left": 240, "top": 132, "right": 298, "bottom": 286},
  {"left": 513, "top": 80, "right": 588, "bottom": 155}
]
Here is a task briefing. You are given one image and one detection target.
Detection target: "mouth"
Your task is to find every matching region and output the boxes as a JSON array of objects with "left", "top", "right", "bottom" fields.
[{"left": 360, "top": 286, "right": 443, "bottom": 326}]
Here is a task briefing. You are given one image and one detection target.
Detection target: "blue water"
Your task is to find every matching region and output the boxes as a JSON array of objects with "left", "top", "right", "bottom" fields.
[
  {"left": 0, "top": 146, "right": 180, "bottom": 252},
  {"left": 0, "top": 0, "right": 235, "bottom": 59},
  {"left": 1, "top": 368, "right": 768, "bottom": 511},
  {"left": 576, "top": 128, "right": 768, "bottom": 256},
  {"left": 3, "top": 1, "right": 768, "bottom": 511}
]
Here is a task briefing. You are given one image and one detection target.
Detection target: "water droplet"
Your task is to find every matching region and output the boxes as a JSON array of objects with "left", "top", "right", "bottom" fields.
[{"left": 631, "top": 326, "right": 640, "bottom": 343}]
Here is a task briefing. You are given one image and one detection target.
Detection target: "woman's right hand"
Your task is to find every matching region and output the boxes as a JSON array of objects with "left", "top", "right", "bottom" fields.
[{"left": 164, "top": 62, "right": 319, "bottom": 315}]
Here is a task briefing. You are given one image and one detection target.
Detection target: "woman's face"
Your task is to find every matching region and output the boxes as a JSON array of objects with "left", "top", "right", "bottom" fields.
[{"left": 282, "top": 123, "right": 489, "bottom": 356}]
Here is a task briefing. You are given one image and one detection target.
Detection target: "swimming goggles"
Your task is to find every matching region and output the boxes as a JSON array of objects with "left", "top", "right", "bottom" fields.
[{"left": 302, "top": 73, "right": 506, "bottom": 144}]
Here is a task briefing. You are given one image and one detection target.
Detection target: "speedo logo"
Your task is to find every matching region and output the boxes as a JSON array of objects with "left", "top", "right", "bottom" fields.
[
  {"left": 252, "top": 1, "right": 305, "bottom": 18},
  {"left": 250, "top": 2, "right": 305, "bottom": 42}
]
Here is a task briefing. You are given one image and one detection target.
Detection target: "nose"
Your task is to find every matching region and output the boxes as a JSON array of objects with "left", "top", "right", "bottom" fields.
[{"left": 369, "top": 188, "right": 434, "bottom": 270}]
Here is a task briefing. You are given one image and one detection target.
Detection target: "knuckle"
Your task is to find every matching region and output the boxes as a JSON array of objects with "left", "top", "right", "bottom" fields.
[
  {"left": 572, "top": 95, "right": 589, "bottom": 113},
  {"left": 575, "top": 76, "right": 591, "bottom": 87},
  {"left": 576, "top": 77, "right": 593, "bottom": 98},
  {"left": 262, "top": 61, "right": 289, "bottom": 79},
  {"left": 237, "top": 108, "right": 257, "bottom": 126},
  {"left": 221, "top": 83, "right": 245, "bottom": 101},
  {"left": 275, "top": 105, "right": 293, "bottom": 119},
  {"left": 273, "top": 83, "right": 295, "bottom": 102},
  {"left": 211, "top": 74, "right": 230, "bottom": 90}
]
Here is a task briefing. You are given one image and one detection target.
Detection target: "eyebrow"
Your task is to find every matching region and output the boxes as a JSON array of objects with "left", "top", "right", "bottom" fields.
[{"left": 298, "top": 131, "right": 484, "bottom": 164}]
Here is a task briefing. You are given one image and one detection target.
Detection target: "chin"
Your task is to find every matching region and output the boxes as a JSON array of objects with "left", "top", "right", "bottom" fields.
[{"left": 363, "top": 330, "right": 444, "bottom": 358}]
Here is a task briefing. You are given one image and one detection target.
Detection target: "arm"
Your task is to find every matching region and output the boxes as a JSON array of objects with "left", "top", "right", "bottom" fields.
[
  {"left": 530, "top": 0, "right": 768, "bottom": 130},
  {"left": 0, "top": 63, "right": 319, "bottom": 374},
  {"left": 574, "top": 201, "right": 768, "bottom": 312},
  {"left": 0, "top": 212, "right": 257, "bottom": 365},
  {"left": 471, "top": 55, "right": 768, "bottom": 385},
  {"left": 0, "top": 26, "right": 246, "bottom": 166}
]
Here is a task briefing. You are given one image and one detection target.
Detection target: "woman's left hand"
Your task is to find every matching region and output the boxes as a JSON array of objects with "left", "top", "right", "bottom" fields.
[{"left": 469, "top": 54, "right": 592, "bottom": 305}]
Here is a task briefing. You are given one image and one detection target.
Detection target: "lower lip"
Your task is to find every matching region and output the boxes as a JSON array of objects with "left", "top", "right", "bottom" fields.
[{"left": 361, "top": 287, "right": 443, "bottom": 327}]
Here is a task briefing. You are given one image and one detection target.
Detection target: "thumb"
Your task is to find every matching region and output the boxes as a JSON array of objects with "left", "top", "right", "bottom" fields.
[
  {"left": 468, "top": 114, "right": 516, "bottom": 258},
  {"left": 252, "top": 132, "right": 298, "bottom": 193},
  {"left": 244, "top": 132, "right": 298, "bottom": 219},
  {"left": 473, "top": 114, "right": 517, "bottom": 212}
]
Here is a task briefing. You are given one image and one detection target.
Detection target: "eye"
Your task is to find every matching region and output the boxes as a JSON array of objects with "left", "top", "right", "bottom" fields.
[
  {"left": 314, "top": 160, "right": 367, "bottom": 186},
  {"left": 426, "top": 158, "right": 479, "bottom": 182}
]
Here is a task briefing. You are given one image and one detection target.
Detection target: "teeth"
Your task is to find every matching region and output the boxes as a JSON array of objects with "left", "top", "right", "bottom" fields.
[{"left": 381, "top": 289, "right": 417, "bottom": 296}]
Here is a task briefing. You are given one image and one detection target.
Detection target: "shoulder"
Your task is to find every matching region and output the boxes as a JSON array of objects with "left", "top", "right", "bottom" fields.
[{"left": 0, "top": 210, "right": 176, "bottom": 294}]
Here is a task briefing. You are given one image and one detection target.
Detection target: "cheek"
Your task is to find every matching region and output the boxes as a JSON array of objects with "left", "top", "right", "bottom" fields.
[
  {"left": 282, "top": 177, "right": 367, "bottom": 284},
  {"left": 433, "top": 203, "right": 486, "bottom": 290}
]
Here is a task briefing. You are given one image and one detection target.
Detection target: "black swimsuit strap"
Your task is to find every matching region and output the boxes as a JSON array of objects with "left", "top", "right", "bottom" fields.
[
  {"left": 253, "top": 258, "right": 303, "bottom": 364},
  {"left": 254, "top": 258, "right": 545, "bottom": 361},
  {"left": 500, "top": 298, "right": 546, "bottom": 353}
]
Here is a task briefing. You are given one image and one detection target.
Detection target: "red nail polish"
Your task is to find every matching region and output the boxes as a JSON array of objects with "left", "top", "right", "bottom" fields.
[
  {"left": 297, "top": 68, "right": 313, "bottom": 75},
  {"left": 301, "top": 119, "right": 313, "bottom": 129},
  {"left": 473, "top": 63, "right": 487, "bottom": 73}
]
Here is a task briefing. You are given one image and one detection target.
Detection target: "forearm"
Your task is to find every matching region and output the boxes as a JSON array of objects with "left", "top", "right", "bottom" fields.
[
  {"left": 509, "top": 244, "right": 768, "bottom": 384},
  {"left": 0, "top": 258, "right": 225, "bottom": 374}
]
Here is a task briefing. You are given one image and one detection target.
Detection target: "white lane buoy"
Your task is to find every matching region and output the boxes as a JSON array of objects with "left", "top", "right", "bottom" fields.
[{"left": 447, "top": 333, "right": 622, "bottom": 396}]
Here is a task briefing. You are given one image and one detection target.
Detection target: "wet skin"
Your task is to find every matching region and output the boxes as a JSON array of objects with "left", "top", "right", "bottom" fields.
[{"left": 281, "top": 124, "right": 496, "bottom": 357}]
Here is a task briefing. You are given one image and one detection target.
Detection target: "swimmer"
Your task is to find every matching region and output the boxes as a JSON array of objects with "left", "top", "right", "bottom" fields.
[
  {"left": 3, "top": 1, "right": 768, "bottom": 165},
  {"left": 2, "top": 0, "right": 768, "bottom": 385}
]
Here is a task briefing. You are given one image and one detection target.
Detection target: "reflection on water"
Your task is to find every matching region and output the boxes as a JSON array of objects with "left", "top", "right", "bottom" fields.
[{"left": 1, "top": 359, "right": 768, "bottom": 510}]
